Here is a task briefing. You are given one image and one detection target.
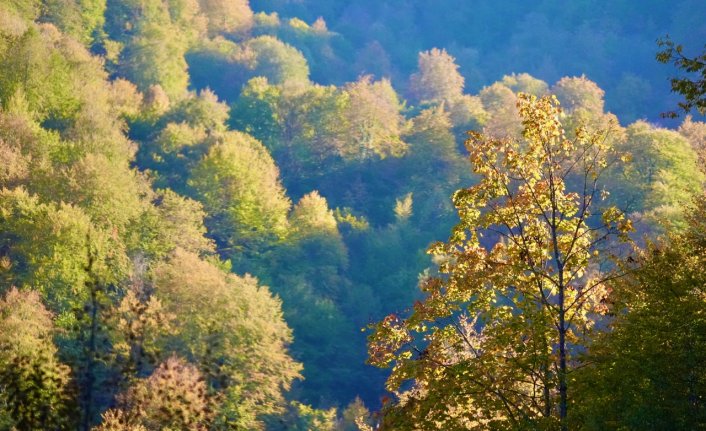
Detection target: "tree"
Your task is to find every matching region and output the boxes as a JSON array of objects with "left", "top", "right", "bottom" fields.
[
  {"left": 118, "top": 21, "right": 190, "bottom": 100},
  {"left": 267, "top": 402, "right": 337, "bottom": 431},
  {"left": 656, "top": 36, "right": 706, "bottom": 118},
  {"left": 479, "top": 82, "right": 523, "bottom": 138},
  {"left": 342, "top": 76, "right": 407, "bottom": 160},
  {"left": 408, "top": 49, "right": 488, "bottom": 133},
  {"left": 95, "top": 356, "right": 211, "bottom": 431},
  {"left": 0, "top": 288, "right": 75, "bottom": 430},
  {"left": 403, "top": 105, "right": 463, "bottom": 182},
  {"left": 0, "top": 0, "right": 42, "bottom": 20},
  {"left": 551, "top": 76, "right": 605, "bottom": 117},
  {"left": 148, "top": 189, "right": 215, "bottom": 257},
  {"left": 572, "top": 197, "right": 706, "bottom": 429},
  {"left": 197, "top": 0, "right": 253, "bottom": 34},
  {"left": 409, "top": 48, "right": 465, "bottom": 105},
  {"left": 290, "top": 191, "right": 339, "bottom": 237},
  {"left": 108, "top": 274, "right": 174, "bottom": 379},
  {"left": 160, "top": 89, "right": 230, "bottom": 133},
  {"left": 501, "top": 73, "right": 549, "bottom": 97},
  {"left": 340, "top": 397, "right": 373, "bottom": 431},
  {"left": 614, "top": 120, "right": 704, "bottom": 229},
  {"left": 136, "top": 89, "right": 230, "bottom": 191},
  {"left": 230, "top": 79, "right": 349, "bottom": 180},
  {"left": 678, "top": 115, "right": 706, "bottom": 166},
  {"left": 368, "top": 94, "right": 631, "bottom": 430},
  {"left": 0, "top": 188, "right": 128, "bottom": 314},
  {"left": 187, "top": 131, "right": 291, "bottom": 253},
  {"left": 40, "top": 0, "right": 106, "bottom": 45},
  {"left": 240, "top": 36, "right": 310, "bottom": 87},
  {"left": 152, "top": 249, "right": 302, "bottom": 429}
]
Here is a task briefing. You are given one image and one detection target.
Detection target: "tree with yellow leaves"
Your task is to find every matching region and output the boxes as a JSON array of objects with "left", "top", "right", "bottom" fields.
[{"left": 368, "top": 94, "right": 632, "bottom": 430}]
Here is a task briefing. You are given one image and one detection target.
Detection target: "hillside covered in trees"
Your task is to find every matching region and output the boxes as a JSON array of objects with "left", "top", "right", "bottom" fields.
[{"left": 0, "top": 0, "right": 705, "bottom": 429}]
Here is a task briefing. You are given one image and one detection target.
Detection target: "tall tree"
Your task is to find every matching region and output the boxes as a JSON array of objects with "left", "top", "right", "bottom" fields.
[{"left": 368, "top": 94, "right": 632, "bottom": 430}]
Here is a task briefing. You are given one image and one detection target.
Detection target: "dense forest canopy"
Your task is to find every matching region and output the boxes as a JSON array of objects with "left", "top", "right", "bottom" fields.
[
  {"left": 0, "top": 0, "right": 705, "bottom": 429},
  {"left": 252, "top": 0, "right": 706, "bottom": 125}
]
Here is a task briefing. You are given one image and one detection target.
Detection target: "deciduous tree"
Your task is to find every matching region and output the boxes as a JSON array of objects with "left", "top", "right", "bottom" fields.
[
  {"left": 572, "top": 197, "right": 706, "bottom": 429},
  {"left": 187, "top": 131, "right": 291, "bottom": 253},
  {"left": 0, "top": 288, "right": 75, "bottom": 430},
  {"left": 368, "top": 94, "right": 631, "bottom": 430}
]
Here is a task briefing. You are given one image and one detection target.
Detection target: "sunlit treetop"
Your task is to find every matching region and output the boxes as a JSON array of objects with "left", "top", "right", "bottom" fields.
[
  {"left": 409, "top": 48, "right": 465, "bottom": 105},
  {"left": 368, "top": 93, "right": 632, "bottom": 430}
]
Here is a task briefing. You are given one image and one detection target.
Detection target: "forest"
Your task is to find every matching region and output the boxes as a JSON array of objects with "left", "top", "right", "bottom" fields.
[{"left": 0, "top": 0, "right": 705, "bottom": 429}]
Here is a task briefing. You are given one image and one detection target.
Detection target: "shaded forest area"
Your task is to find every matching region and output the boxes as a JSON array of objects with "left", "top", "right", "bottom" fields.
[{"left": 0, "top": 0, "right": 705, "bottom": 429}]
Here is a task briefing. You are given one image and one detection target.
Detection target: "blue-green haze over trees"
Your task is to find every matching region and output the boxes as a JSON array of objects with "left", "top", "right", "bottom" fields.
[{"left": 0, "top": 0, "right": 705, "bottom": 429}]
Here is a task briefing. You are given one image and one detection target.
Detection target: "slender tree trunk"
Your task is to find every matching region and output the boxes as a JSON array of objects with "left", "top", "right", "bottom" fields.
[
  {"left": 81, "top": 282, "right": 98, "bottom": 431},
  {"left": 551, "top": 200, "right": 568, "bottom": 430},
  {"left": 558, "top": 293, "right": 567, "bottom": 431},
  {"left": 81, "top": 244, "right": 98, "bottom": 431}
]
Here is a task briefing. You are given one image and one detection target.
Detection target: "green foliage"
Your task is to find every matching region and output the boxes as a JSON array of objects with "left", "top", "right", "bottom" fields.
[
  {"left": 152, "top": 249, "right": 302, "bottom": 429},
  {"left": 198, "top": 0, "right": 252, "bottom": 34},
  {"left": 0, "top": 24, "right": 135, "bottom": 162},
  {"left": 268, "top": 401, "right": 338, "bottom": 431},
  {"left": 479, "top": 81, "right": 522, "bottom": 138},
  {"left": 161, "top": 88, "right": 229, "bottom": 132},
  {"left": 657, "top": 36, "right": 706, "bottom": 118},
  {"left": 393, "top": 192, "right": 413, "bottom": 221},
  {"left": 341, "top": 397, "right": 373, "bottom": 431},
  {"left": 241, "top": 35, "right": 310, "bottom": 86},
  {"left": 551, "top": 75, "right": 605, "bottom": 116},
  {"left": 1, "top": 0, "right": 705, "bottom": 425},
  {"left": 0, "top": 288, "right": 76, "bottom": 430},
  {"left": 118, "top": 21, "right": 190, "bottom": 100},
  {"left": 0, "top": 0, "right": 42, "bottom": 21},
  {"left": 187, "top": 131, "right": 291, "bottom": 252},
  {"left": 290, "top": 191, "right": 339, "bottom": 236},
  {"left": 40, "top": 0, "right": 107, "bottom": 45},
  {"left": 148, "top": 189, "right": 215, "bottom": 256},
  {"left": 615, "top": 121, "right": 704, "bottom": 228},
  {"left": 136, "top": 89, "right": 229, "bottom": 190},
  {"left": 679, "top": 115, "right": 706, "bottom": 165},
  {"left": 0, "top": 188, "right": 128, "bottom": 314},
  {"left": 572, "top": 201, "right": 706, "bottom": 429},
  {"left": 230, "top": 77, "right": 283, "bottom": 143},
  {"left": 500, "top": 72, "right": 549, "bottom": 96},
  {"left": 186, "top": 37, "right": 244, "bottom": 101},
  {"left": 105, "top": 0, "right": 192, "bottom": 99},
  {"left": 342, "top": 76, "right": 407, "bottom": 160},
  {"left": 231, "top": 78, "right": 350, "bottom": 179},
  {"left": 403, "top": 105, "right": 464, "bottom": 185}
]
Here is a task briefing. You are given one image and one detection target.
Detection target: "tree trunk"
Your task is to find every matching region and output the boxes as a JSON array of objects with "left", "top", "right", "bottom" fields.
[
  {"left": 558, "top": 287, "right": 568, "bottom": 431},
  {"left": 81, "top": 281, "right": 98, "bottom": 431}
]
